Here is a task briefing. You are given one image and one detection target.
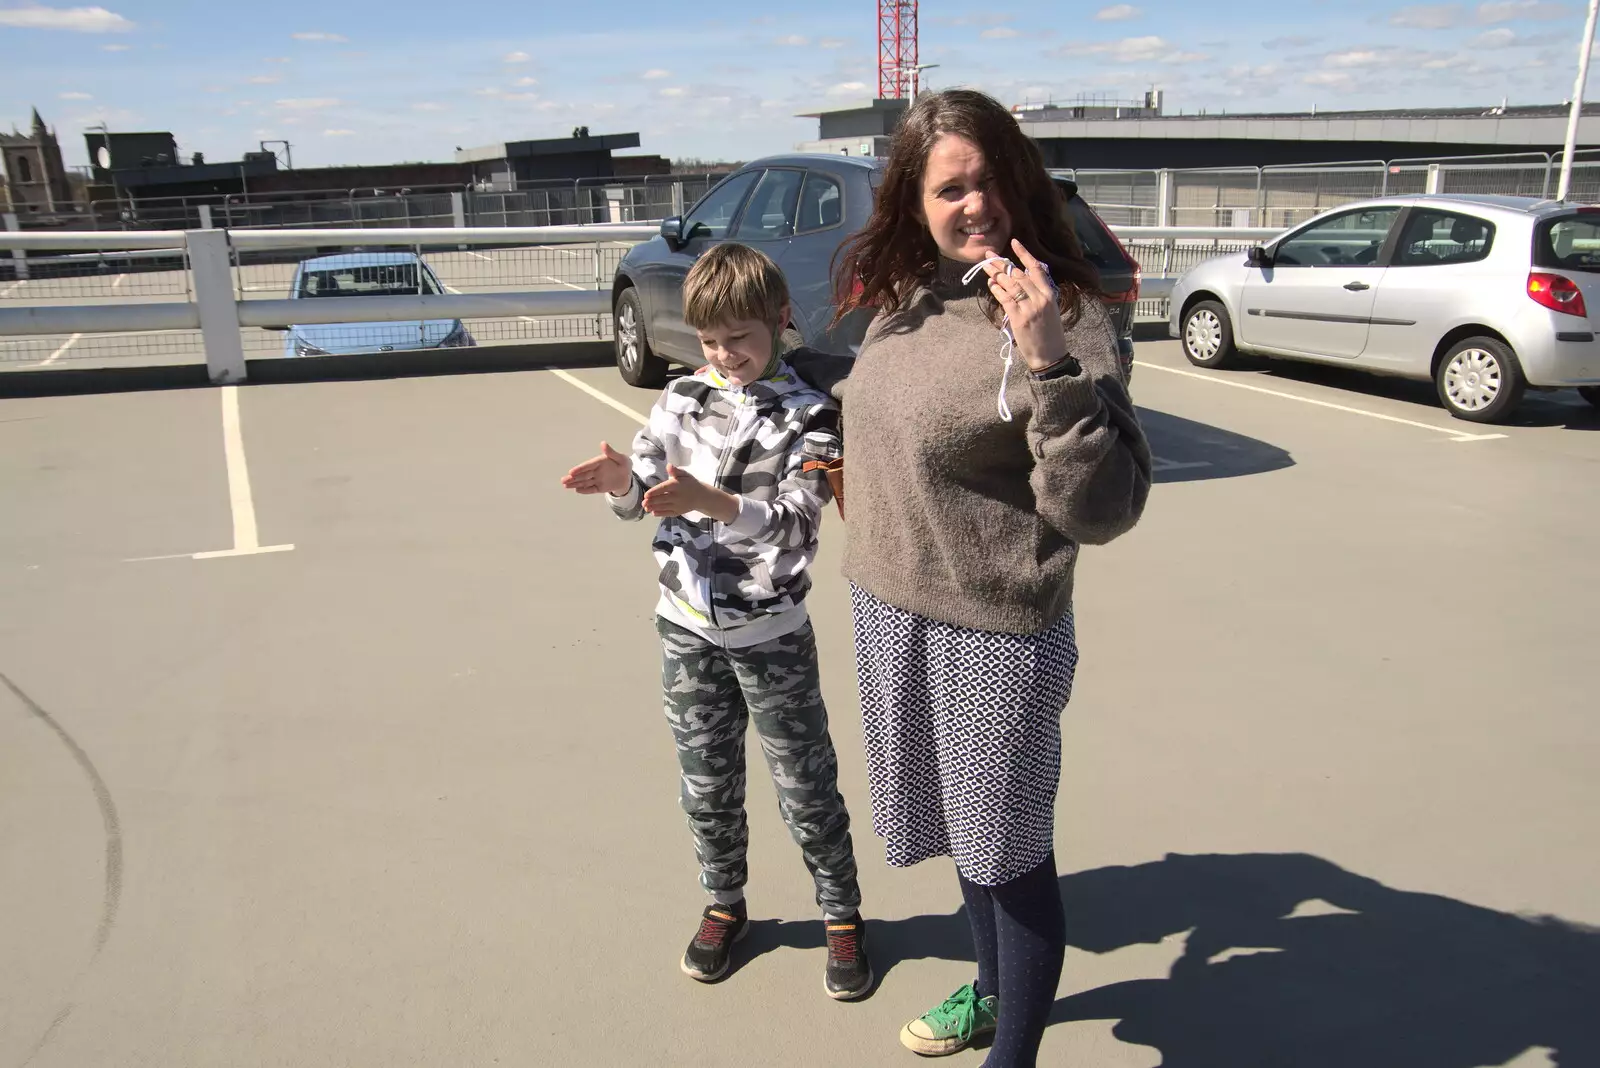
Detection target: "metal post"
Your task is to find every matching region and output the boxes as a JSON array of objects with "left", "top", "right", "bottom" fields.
[
  {"left": 3, "top": 213, "right": 27, "bottom": 281},
  {"left": 672, "top": 180, "right": 685, "bottom": 218},
  {"left": 594, "top": 239, "right": 605, "bottom": 338},
  {"left": 187, "top": 229, "right": 248, "bottom": 383},
  {"left": 198, "top": 203, "right": 214, "bottom": 229},
  {"left": 1559, "top": 0, "right": 1600, "bottom": 201},
  {"left": 1426, "top": 164, "right": 1443, "bottom": 194},
  {"left": 1155, "top": 169, "right": 1174, "bottom": 276}
]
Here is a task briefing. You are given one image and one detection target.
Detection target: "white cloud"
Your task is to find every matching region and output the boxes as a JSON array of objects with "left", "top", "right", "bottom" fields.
[
  {"left": 473, "top": 87, "right": 536, "bottom": 101},
  {"left": 1477, "top": 0, "right": 1568, "bottom": 21},
  {"left": 828, "top": 80, "right": 869, "bottom": 95},
  {"left": 1095, "top": 4, "right": 1142, "bottom": 19},
  {"left": 776, "top": 34, "right": 809, "bottom": 45},
  {"left": 642, "top": 68, "right": 672, "bottom": 79},
  {"left": 248, "top": 74, "right": 282, "bottom": 84},
  {"left": 1324, "top": 48, "right": 1384, "bottom": 67},
  {"left": 100, "top": 42, "right": 128, "bottom": 50},
  {"left": 1470, "top": 27, "right": 1519, "bottom": 46},
  {"left": 0, "top": 4, "right": 134, "bottom": 32},
  {"left": 511, "top": 76, "right": 539, "bottom": 88},
  {"left": 58, "top": 90, "right": 92, "bottom": 100},
  {"left": 819, "top": 36, "right": 847, "bottom": 48},
  {"left": 412, "top": 102, "right": 446, "bottom": 111},
  {"left": 275, "top": 97, "right": 340, "bottom": 110},
  {"left": 291, "top": 31, "right": 347, "bottom": 42},
  {"left": 323, "top": 128, "right": 355, "bottom": 136},
  {"left": 1303, "top": 70, "right": 1357, "bottom": 88},
  {"left": 659, "top": 86, "right": 687, "bottom": 97},
  {"left": 1057, "top": 35, "right": 1208, "bottom": 63},
  {"left": 503, "top": 50, "right": 530, "bottom": 63},
  {"left": 1389, "top": 4, "right": 1464, "bottom": 27},
  {"left": 982, "top": 26, "right": 1020, "bottom": 38}
]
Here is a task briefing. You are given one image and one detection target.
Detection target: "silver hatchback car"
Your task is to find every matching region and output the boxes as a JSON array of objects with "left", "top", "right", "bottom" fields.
[{"left": 1170, "top": 195, "right": 1600, "bottom": 423}]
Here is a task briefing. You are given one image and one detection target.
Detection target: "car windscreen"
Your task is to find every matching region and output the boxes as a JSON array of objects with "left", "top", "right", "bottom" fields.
[
  {"left": 300, "top": 264, "right": 437, "bottom": 296},
  {"left": 1534, "top": 214, "right": 1600, "bottom": 273}
]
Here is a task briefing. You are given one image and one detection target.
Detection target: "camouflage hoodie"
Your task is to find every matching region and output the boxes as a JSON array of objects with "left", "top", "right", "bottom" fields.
[{"left": 609, "top": 358, "right": 842, "bottom": 649}]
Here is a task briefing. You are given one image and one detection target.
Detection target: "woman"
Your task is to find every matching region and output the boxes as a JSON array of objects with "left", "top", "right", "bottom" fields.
[{"left": 796, "top": 89, "right": 1151, "bottom": 1066}]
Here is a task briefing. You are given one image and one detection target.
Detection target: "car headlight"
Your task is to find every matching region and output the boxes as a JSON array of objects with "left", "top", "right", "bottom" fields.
[{"left": 294, "top": 340, "right": 329, "bottom": 357}]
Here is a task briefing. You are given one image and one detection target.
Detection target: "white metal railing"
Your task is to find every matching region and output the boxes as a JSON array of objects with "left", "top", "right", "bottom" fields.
[{"left": 0, "top": 222, "right": 1269, "bottom": 380}]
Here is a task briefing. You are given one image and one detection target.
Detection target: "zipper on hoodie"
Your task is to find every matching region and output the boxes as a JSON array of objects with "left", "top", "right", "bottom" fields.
[{"left": 708, "top": 388, "right": 763, "bottom": 648}]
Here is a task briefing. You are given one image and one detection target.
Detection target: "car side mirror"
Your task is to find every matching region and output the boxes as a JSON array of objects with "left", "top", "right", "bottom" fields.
[
  {"left": 1247, "top": 246, "right": 1273, "bottom": 268},
  {"left": 660, "top": 216, "right": 685, "bottom": 249}
]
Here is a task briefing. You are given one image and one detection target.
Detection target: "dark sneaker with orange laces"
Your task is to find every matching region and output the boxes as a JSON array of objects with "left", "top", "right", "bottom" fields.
[
  {"left": 680, "top": 901, "right": 749, "bottom": 982},
  {"left": 823, "top": 913, "right": 872, "bottom": 1000}
]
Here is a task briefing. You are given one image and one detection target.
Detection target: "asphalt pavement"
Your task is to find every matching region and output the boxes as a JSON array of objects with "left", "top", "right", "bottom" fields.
[{"left": 2, "top": 339, "right": 1596, "bottom": 1068}]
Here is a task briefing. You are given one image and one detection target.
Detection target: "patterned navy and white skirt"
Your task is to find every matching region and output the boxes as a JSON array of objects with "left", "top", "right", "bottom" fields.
[{"left": 849, "top": 582, "right": 1080, "bottom": 887}]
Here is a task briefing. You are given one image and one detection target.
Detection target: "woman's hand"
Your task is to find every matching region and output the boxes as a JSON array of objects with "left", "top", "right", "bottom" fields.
[{"left": 982, "top": 240, "right": 1069, "bottom": 372}]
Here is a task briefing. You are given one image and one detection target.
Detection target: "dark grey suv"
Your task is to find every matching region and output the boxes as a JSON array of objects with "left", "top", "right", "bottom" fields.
[{"left": 611, "top": 154, "right": 1139, "bottom": 387}]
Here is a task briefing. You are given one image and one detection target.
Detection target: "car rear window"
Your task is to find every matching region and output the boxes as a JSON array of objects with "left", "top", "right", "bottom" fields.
[
  {"left": 1534, "top": 214, "right": 1600, "bottom": 273},
  {"left": 300, "top": 264, "right": 437, "bottom": 296},
  {"left": 1064, "top": 198, "right": 1127, "bottom": 272}
]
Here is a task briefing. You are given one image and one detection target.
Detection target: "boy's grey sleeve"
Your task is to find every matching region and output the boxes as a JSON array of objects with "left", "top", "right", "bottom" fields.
[
  {"left": 723, "top": 405, "right": 840, "bottom": 549},
  {"left": 608, "top": 393, "right": 672, "bottom": 522}
]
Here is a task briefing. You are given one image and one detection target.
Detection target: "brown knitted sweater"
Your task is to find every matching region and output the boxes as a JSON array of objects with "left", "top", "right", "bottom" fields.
[{"left": 791, "top": 257, "right": 1151, "bottom": 635}]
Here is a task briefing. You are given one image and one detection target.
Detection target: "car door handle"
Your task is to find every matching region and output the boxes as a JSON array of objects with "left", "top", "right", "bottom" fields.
[{"left": 1343, "top": 281, "right": 1371, "bottom": 291}]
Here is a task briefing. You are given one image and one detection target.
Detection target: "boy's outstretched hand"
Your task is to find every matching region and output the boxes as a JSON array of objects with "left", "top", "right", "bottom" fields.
[
  {"left": 643, "top": 465, "right": 739, "bottom": 522},
  {"left": 561, "top": 441, "right": 632, "bottom": 496}
]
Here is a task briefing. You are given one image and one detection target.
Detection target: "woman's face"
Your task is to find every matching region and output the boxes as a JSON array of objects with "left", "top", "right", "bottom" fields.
[{"left": 917, "top": 132, "right": 1012, "bottom": 264}]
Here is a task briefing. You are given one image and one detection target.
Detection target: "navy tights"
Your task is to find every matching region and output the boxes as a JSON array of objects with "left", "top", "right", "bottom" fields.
[{"left": 958, "top": 853, "right": 1065, "bottom": 1068}]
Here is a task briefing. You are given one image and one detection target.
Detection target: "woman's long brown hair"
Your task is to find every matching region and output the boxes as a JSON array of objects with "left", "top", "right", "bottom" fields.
[{"left": 832, "top": 88, "right": 1100, "bottom": 326}]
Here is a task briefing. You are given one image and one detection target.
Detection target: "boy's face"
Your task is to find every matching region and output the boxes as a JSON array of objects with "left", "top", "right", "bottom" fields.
[{"left": 696, "top": 310, "right": 786, "bottom": 387}]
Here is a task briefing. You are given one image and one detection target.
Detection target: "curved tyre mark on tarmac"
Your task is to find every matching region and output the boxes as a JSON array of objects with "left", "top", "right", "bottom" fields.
[{"left": 1, "top": 671, "right": 123, "bottom": 1067}]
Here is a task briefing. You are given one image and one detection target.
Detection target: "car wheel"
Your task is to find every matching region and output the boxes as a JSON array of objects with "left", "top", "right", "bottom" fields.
[
  {"left": 1181, "top": 300, "right": 1238, "bottom": 369},
  {"left": 1435, "top": 337, "right": 1526, "bottom": 423},
  {"left": 615, "top": 288, "right": 668, "bottom": 389},
  {"left": 1579, "top": 385, "right": 1600, "bottom": 409}
]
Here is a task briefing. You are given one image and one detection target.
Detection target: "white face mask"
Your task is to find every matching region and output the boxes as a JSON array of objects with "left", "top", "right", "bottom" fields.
[
  {"left": 958, "top": 255, "right": 1060, "bottom": 423},
  {"left": 961, "top": 256, "right": 1020, "bottom": 422}
]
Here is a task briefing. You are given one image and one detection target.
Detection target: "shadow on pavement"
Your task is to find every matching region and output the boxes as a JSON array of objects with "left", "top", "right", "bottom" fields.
[
  {"left": 756, "top": 853, "right": 1597, "bottom": 1064},
  {"left": 1138, "top": 407, "right": 1296, "bottom": 484},
  {"left": 0, "top": 341, "right": 617, "bottom": 398}
]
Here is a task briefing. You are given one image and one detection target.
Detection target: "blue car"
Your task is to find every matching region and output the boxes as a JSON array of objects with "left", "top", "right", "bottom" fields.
[{"left": 284, "top": 252, "right": 475, "bottom": 357}]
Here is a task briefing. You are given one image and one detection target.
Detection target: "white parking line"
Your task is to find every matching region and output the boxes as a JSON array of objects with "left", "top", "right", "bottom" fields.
[
  {"left": 550, "top": 369, "right": 649, "bottom": 425},
  {"left": 112, "top": 274, "right": 127, "bottom": 289},
  {"left": 443, "top": 284, "right": 462, "bottom": 294},
  {"left": 1, "top": 280, "right": 24, "bottom": 297},
  {"left": 127, "top": 386, "right": 295, "bottom": 562},
  {"left": 544, "top": 275, "right": 587, "bottom": 292},
  {"left": 34, "top": 333, "right": 82, "bottom": 367},
  {"left": 467, "top": 252, "right": 493, "bottom": 262},
  {"left": 1132, "top": 360, "right": 1508, "bottom": 443}
]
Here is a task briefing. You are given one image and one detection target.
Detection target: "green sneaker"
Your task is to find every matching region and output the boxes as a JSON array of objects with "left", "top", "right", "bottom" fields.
[{"left": 898, "top": 982, "right": 999, "bottom": 1056}]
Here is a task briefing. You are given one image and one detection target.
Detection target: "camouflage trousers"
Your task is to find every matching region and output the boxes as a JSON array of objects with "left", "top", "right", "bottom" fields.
[{"left": 658, "top": 616, "right": 862, "bottom": 917}]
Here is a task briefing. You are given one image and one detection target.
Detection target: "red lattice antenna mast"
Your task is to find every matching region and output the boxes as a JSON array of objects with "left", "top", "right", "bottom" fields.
[{"left": 877, "top": 0, "right": 919, "bottom": 99}]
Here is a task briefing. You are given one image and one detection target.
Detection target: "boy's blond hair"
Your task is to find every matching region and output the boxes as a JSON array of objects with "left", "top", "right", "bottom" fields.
[{"left": 682, "top": 242, "right": 790, "bottom": 331}]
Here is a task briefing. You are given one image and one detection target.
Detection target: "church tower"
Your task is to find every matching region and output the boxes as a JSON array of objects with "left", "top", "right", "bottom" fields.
[{"left": 0, "top": 108, "right": 76, "bottom": 214}]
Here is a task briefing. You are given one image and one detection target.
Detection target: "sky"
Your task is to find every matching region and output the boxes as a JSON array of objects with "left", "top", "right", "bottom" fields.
[{"left": 0, "top": 0, "right": 1594, "bottom": 171}]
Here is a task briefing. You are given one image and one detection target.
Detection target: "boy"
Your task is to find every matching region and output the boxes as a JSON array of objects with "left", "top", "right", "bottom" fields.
[{"left": 561, "top": 243, "right": 871, "bottom": 999}]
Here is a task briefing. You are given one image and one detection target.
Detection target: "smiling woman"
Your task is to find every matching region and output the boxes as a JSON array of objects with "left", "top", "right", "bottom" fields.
[{"left": 794, "top": 87, "right": 1151, "bottom": 1068}]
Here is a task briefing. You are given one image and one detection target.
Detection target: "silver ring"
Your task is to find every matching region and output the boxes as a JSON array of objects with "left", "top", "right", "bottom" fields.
[{"left": 1012, "top": 290, "right": 1028, "bottom": 302}]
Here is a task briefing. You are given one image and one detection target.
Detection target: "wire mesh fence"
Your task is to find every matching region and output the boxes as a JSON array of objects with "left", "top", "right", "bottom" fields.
[
  {"left": 0, "top": 329, "right": 206, "bottom": 369},
  {"left": 0, "top": 249, "right": 190, "bottom": 300}
]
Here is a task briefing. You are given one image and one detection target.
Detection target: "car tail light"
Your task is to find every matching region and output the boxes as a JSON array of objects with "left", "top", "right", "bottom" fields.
[
  {"left": 1528, "top": 272, "right": 1588, "bottom": 317},
  {"left": 1105, "top": 258, "right": 1141, "bottom": 303}
]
